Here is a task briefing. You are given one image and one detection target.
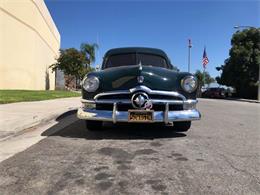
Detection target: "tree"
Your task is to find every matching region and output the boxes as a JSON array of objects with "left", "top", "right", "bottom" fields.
[
  {"left": 80, "top": 43, "right": 99, "bottom": 66},
  {"left": 50, "top": 43, "right": 98, "bottom": 88},
  {"left": 194, "top": 70, "right": 215, "bottom": 97},
  {"left": 194, "top": 70, "right": 215, "bottom": 87},
  {"left": 50, "top": 48, "right": 85, "bottom": 81},
  {"left": 216, "top": 28, "right": 260, "bottom": 99}
]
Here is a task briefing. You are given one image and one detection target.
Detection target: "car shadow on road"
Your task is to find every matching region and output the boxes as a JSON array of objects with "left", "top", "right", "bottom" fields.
[{"left": 41, "top": 113, "right": 186, "bottom": 140}]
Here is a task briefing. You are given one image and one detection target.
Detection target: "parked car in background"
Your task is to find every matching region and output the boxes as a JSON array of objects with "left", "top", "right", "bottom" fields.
[
  {"left": 202, "top": 87, "right": 227, "bottom": 98},
  {"left": 77, "top": 47, "right": 201, "bottom": 132}
]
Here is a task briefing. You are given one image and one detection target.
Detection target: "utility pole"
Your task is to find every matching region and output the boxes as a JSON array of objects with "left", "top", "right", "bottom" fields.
[{"left": 188, "top": 39, "right": 192, "bottom": 73}]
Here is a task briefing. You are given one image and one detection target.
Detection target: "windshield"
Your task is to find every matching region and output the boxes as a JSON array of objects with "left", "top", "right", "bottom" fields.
[{"left": 103, "top": 53, "right": 168, "bottom": 69}]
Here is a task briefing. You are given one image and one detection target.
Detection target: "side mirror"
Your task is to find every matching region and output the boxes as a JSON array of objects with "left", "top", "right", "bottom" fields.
[{"left": 170, "top": 64, "right": 179, "bottom": 72}]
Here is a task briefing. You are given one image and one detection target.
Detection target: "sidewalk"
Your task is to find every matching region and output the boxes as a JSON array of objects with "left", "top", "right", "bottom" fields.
[
  {"left": 226, "top": 98, "right": 260, "bottom": 103},
  {"left": 198, "top": 97, "right": 259, "bottom": 103},
  {"left": 0, "top": 97, "right": 81, "bottom": 140}
]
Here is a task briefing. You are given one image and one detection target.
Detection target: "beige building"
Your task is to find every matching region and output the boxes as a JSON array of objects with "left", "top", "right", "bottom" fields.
[{"left": 0, "top": 0, "right": 60, "bottom": 90}]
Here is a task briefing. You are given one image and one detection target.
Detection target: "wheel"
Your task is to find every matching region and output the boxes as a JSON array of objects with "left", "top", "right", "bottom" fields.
[
  {"left": 172, "top": 121, "right": 191, "bottom": 132},
  {"left": 85, "top": 120, "right": 103, "bottom": 131}
]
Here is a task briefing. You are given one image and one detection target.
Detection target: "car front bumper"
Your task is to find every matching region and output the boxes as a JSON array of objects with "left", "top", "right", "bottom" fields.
[
  {"left": 78, "top": 86, "right": 201, "bottom": 123},
  {"left": 77, "top": 107, "right": 201, "bottom": 123}
]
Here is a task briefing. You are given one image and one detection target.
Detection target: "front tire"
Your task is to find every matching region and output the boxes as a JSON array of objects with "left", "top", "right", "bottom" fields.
[
  {"left": 173, "top": 121, "right": 191, "bottom": 132},
  {"left": 85, "top": 120, "right": 103, "bottom": 131}
]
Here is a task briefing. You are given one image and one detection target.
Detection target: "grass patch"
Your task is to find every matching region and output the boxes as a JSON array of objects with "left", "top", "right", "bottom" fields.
[{"left": 0, "top": 90, "right": 81, "bottom": 104}]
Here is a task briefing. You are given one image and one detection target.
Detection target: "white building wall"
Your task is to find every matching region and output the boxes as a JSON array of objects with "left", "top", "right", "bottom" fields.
[{"left": 0, "top": 0, "right": 60, "bottom": 90}]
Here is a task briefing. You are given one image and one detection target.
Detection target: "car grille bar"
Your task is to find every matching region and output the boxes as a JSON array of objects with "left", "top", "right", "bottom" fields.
[
  {"left": 94, "top": 85, "right": 186, "bottom": 101},
  {"left": 81, "top": 99, "right": 192, "bottom": 105}
]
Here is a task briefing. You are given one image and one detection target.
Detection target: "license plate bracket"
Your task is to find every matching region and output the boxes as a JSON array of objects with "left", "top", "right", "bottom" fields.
[{"left": 128, "top": 110, "right": 154, "bottom": 122}]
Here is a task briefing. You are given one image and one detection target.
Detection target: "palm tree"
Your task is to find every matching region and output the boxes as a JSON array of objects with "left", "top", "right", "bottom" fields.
[
  {"left": 80, "top": 43, "right": 99, "bottom": 67},
  {"left": 195, "top": 70, "right": 215, "bottom": 87},
  {"left": 194, "top": 70, "right": 215, "bottom": 97}
]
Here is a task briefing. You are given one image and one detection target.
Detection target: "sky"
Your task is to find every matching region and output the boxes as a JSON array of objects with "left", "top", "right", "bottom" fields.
[{"left": 45, "top": 0, "right": 260, "bottom": 78}]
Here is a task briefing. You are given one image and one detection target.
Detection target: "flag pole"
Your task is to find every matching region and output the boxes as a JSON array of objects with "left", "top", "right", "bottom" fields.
[
  {"left": 188, "top": 46, "right": 191, "bottom": 72},
  {"left": 202, "top": 46, "right": 208, "bottom": 88},
  {"left": 203, "top": 66, "right": 206, "bottom": 88},
  {"left": 188, "top": 39, "right": 192, "bottom": 73}
]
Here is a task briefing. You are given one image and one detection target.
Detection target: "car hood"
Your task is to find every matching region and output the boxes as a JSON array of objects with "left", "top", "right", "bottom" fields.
[{"left": 88, "top": 65, "right": 189, "bottom": 92}]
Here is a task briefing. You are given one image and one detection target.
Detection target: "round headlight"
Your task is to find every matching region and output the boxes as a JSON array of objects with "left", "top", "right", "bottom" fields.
[
  {"left": 82, "top": 76, "right": 99, "bottom": 92},
  {"left": 181, "top": 76, "right": 198, "bottom": 93}
]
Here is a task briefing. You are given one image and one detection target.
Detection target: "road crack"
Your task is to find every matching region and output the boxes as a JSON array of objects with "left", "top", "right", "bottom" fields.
[{"left": 219, "top": 153, "right": 260, "bottom": 185}]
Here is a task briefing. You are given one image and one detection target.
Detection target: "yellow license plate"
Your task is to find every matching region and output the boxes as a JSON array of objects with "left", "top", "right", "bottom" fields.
[{"left": 128, "top": 110, "right": 154, "bottom": 122}]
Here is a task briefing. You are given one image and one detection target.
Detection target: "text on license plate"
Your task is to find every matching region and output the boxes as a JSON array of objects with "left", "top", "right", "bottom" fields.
[{"left": 128, "top": 110, "right": 154, "bottom": 122}]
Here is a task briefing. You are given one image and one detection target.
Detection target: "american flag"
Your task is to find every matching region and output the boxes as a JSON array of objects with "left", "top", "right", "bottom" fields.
[{"left": 202, "top": 47, "right": 209, "bottom": 68}]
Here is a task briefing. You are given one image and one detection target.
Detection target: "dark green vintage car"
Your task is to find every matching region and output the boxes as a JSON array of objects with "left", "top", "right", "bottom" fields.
[{"left": 77, "top": 47, "right": 201, "bottom": 131}]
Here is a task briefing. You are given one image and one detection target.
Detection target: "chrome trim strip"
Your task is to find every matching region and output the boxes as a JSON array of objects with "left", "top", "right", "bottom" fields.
[
  {"left": 77, "top": 107, "right": 201, "bottom": 122},
  {"left": 129, "top": 86, "right": 187, "bottom": 101},
  {"left": 94, "top": 85, "right": 186, "bottom": 101},
  {"left": 81, "top": 98, "right": 197, "bottom": 105},
  {"left": 94, "top": 91, "right": 130, "bottom": 100},
  {"left": 112, "top": 103, "right": 117, "bottom": 124},
  {"left": 164, "top": 102, "right": 169, "bottom": 124}
]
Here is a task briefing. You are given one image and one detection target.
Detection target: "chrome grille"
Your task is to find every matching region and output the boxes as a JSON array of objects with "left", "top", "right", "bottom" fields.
[
  {"left": 96, "top": 93, "right": 183, "bottom": 101},
  {"left": 96, "top": 94, "right": 131, "bottom": 100},
  {"left": 96, "top": 103, "right": 183, "bottom": 111},
  {"left": 94, "top": 85, "right": 186, "bottom": 101}
]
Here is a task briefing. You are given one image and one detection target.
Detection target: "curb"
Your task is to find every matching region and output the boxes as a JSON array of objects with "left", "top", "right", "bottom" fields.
[
  {"left": 199, "top": 98, "right": 259, "bottom": 104},
  {"left": 225, "top": 98, "right": 260, "bottom": 104},
  {"left": 0, "top": 109, "right": 79, "bottom": 162},
  {"left": 0, "top": 108, "right": 78, "bottom": 142}
]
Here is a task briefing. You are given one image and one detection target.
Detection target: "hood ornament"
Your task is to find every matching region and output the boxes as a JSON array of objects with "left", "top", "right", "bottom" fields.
[
  {"left": 137, "top": 76, "right": 144, "bottom": 83},
  {"left": 138, "top": 61, "right": 142, "bottom": 71},
  {"left": 137, "top": 61, "right": 144, "bottom": 83}
]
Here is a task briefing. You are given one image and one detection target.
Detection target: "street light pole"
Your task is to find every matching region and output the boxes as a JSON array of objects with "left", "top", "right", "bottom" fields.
[{"left": 233, "top": 25, "right": 260, "bottom": 101}]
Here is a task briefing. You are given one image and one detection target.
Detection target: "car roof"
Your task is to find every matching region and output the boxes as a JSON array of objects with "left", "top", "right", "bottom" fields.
[{"left": 104, "top": 47, "right": 170, "bottom": 62}]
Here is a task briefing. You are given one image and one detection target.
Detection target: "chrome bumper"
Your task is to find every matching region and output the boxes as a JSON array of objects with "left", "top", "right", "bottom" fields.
[
  {"left": 78, "top": 86, "right": 201, "bottom": 123},
  {"left": 77, "top": 107, "right": 201, "bottom": 123}
]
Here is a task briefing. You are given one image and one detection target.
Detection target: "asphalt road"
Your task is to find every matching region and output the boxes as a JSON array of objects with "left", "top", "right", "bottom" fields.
[{"left": 0, "top": 99, "right": 259, "bottom": 195}]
